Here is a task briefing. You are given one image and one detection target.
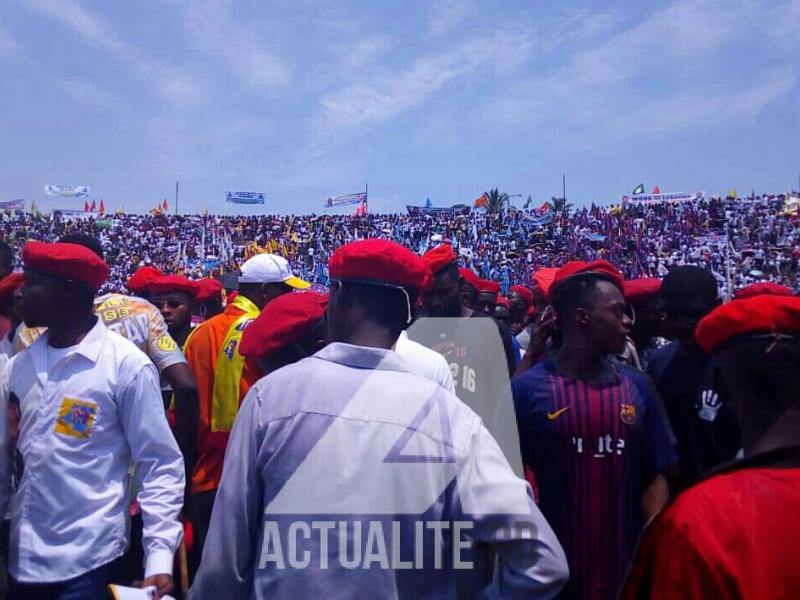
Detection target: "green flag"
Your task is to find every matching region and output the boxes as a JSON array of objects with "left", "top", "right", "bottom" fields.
[
  {"left": 632, "top": 183, "right": 645, "bottom": 195},
  {"left": 524, "top": 195, "right": 533, "bottom": 209}
]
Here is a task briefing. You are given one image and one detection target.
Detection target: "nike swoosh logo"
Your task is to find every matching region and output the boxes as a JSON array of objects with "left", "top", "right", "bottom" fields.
[{"left": 546, "top": 406, "right": 571, "bottom": 420}]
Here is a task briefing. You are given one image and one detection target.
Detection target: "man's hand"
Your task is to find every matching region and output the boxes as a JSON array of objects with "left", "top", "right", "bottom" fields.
[{"left": 142, "top": 574, "right": 175, "bottom": 599}]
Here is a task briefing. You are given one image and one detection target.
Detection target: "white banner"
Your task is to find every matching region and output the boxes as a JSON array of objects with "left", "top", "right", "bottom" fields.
[
  {"left": 225, "top": 191, "right": 265, "bottom": 204},
  {"left": 44, "top": 185, "right": 91, "bottom": 197},
  {"left": 324, "top": 192, "right": 367, "bottom": 208},
  {"left": 0, "top": 199, "right": 25, "bottom": 211},
  {"left": 621, "top": 191, "right": 704, "bottom": 205}
]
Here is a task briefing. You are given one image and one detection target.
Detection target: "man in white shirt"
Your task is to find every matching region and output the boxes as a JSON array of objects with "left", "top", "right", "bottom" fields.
[
  {"left": 0, "top": 241, "right": 184, "bottom": 599},
  {"left": 191, "top": 239, "right": 567, "bottom": 599}
]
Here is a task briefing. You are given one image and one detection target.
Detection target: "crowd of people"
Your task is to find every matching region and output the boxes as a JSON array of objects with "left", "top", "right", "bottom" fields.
[
  {"left": 0, "top": 193, "right": 796, "bottom": 599},
  {"left": 1, "top": 192, "right": 799, "bottom": 298}
]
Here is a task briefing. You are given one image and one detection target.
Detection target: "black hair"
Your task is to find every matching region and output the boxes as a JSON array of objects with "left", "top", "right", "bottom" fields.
[
  {"left": 662, "top": 265, "right": 718, "bottom": 305},
  {"left": 0, "top": 241, "right": 13, "bottom": 268},
  {"left": 718, "top": 336, "right": 800, "bottom": 415},
  {"left": 435, "top": 262, "right": 460, "bottom": 282},
  {"left": 339, "top": 281, "right": 417, "bottom": 338},
  {"left": 58, "top": 234, "right": 104, "bottom": 260},
  {"left": 550, "top": 273, "right": 613, "bottom": 332}
]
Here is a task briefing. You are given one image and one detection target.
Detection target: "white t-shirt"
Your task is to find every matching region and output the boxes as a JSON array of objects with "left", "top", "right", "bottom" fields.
[{"left": 394, "top": 331, "right": 456, "bottom": 395}]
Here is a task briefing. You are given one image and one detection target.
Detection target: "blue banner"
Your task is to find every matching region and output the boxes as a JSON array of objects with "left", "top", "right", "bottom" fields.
[{"left": 225, "top": 191, "right": 265, "bottom": 204}]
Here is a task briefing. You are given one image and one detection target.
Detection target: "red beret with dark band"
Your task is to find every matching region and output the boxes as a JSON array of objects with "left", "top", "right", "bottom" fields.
[
  {"left": 459, "top": 268, "right": 481, "bottom": 289},
  {"left": 148, "top": 275, "right": 200, "bottom": 297},
  {"left": 478, "top": 280, "right": 501, "bottom": 295},
  {"left": 624, "top": 278, "right": 662, "bottom": 304},
  {"left": 549, "top": 260, "right": 624, "bottom": 300},
  {"left": 696, "top": 294, "right": 800, "bottom": 353},
  {"left": 127, "top": 266, "right": 164, "bottom": 294},
  {"left": 195, "top": 278, "right": 224, "bottom": 303},
  {"left": 239, "top": 291, "right": 327, "bottom": 360},
  {"left": 329, "top": 239, "right": 431, "bottom": 294},
  {"left": 23, "top": 241, "right": 110, "bottom": 290},
  {"left": 509, "top": 285, "right": 533, "bottom": 306},
  {"left": 422, "top": 244, "right": 457, "bottom": 275},
  {"left": 735, "top": 282, "right": 793, "bottom": 300}
]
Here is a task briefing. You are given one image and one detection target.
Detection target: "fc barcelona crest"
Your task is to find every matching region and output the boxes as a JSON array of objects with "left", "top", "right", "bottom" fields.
[{"left": 620, "top": 402, "right": 637, "bottom": 425}]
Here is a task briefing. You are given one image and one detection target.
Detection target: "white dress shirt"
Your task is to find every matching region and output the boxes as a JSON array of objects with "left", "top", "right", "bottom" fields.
[
  {"left": 191, "top": 343, "right": 567, "bottom": 599},
  {"left": 394, "top": 331, "right": 456, "bottom": 394},
  {"left": 0, "top": 317, "right": 184, "bottom": 583}
]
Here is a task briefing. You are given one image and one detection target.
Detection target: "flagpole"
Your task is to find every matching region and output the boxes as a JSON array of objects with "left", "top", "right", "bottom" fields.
[
  {"left": 175, "top": 177, "right": 179, "bottom": 216},
  {"left": 562, "top": 173, "right": 566, "bottom": 202},
  {"left": 365, "top": 183, "right": 368, "bottom": 211}
]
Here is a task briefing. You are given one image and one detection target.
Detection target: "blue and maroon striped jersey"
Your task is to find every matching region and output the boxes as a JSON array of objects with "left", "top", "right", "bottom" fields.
[{"left": 512, "top": 357, "right": 677, "bottom": 600}]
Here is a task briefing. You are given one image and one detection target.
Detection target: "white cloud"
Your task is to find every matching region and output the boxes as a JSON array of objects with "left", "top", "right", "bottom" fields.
[
  {"left": 428, "top": 0, "right": 472, "bottom": 36},
  {"left": 304, "top": 25, "right": 535, "bottom": 158},
  {"left": 21, "top": 0, "right": 207, "bottom": 106},
  {"left": 184, "top": 0, "right": 292, "bottom": 92},
  {"left": 57, "top": 78, "right": 118, "bottom": 109},
  {"left": 480, "top": 0, "right": 800, "bottom": 144},
  {"left": 0, "top": 23, "right": 23, "bottom": 58}
]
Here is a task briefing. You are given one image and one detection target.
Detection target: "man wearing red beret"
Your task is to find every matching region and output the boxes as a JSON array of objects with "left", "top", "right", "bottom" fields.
[
  {"left": 512, "top": 264, "right": 677, "bottom": 600},
  {"left": 194, "top": 279, "right": 224, "bottom": 321},
  {"left": 623, "top": 278, "right": 669, "bottom": 371},
  {"left": 193, "top": 239, "right": 568, "bottom": 599},
  {"left": 622, "top": 294, "right": 800, "bottom": 599},
  {"left": 475, "top": 279, "right": 500, "bottom": 316},
  {"left": 127, "top": 265, "right": 164, "bottom": 300},
  {"left": 149, "top": 275, "right": 200, "bottom": 348},
  {"left": 0, "top": 241, "right": 184, "bottom": 598}
]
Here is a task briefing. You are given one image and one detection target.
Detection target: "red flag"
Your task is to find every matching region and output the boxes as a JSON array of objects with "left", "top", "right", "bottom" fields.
[
  {"left": 352, "top": 201, "right": 367, "bottom": 216},
  {"left": 163, "top": 198, "right": 169, "bottom": 211},
  {"left": 538, "top": 201, "right": 551, "bottom": 213},
  {"left": 652, "top": 186, "right": 660, "bottom": 194},
  {"left": 99, "top": 199, "right": 105, "bottom": 215},
  {"left": 84, "top": 201, "right": 90, "bottom": 212},
  {"left": 473, "top": 192, "right": 489, "bottom": 208},
  {"left": 90, "top": 199, "right": 96, "bottom": 211}
]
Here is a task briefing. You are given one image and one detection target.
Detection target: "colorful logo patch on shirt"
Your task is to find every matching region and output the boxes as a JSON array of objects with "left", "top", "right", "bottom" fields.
[
  {"left": 156, "top": 334, "right": 178, "bottom": 352},
  {"left": 55, "top": 398, "right": 98, "bottom": 438},
  {"left": 619, "top": 402, "right": 637, "bottom": 425},
  {"left": 224, "top": 339, "right": 238, "bottom": 360}
]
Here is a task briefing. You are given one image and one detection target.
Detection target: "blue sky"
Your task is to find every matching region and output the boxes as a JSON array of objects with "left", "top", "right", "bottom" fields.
[{"left": 0, "top": 0, "right": 798, "bottom": 215}]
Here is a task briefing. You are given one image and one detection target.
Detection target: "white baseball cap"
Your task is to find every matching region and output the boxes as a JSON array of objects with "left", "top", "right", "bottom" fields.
[{"left": 239, "top": 253, "right": 310, "bottom": 289}]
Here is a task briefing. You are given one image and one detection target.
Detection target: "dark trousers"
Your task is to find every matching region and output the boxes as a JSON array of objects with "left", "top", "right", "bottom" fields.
[
  {"left": 188, "top": 490, "right": 216, "bottom": 584},
  {"left": 9, "top": 558, "right": 120, "bottom": 600}
]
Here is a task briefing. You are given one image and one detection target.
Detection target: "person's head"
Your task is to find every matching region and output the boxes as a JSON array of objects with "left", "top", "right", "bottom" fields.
[
  {"left": 420, "top": 244, "right": 462, "bottom": 318},
  {"left": 127, "top": 265, "right": 164, "bottom": 300},
  {"left": 195, "top": 278, "right": 224, "bottom": 319},
  {"left": 148, "top": 275, "right": 198, "bottom": 337},
  {"left": 476, "top": 280, "right": 500, "bottom": 316},
  {"left": 624, "top": 278, "right": 667, "bottom": 342},
  {"left": 0, "top": 272, "right": 24, "bottom": 325},
  {"left": 661, "top": 266, "right": 719, "bottom": 350},
  {"left": 460, "top": 269, "right": 480, "bottom": 310},
  {"left": 508, "top": 285, "right": 533, "bottom": 326},
  {"left": 239, "top": 291, "right": 328, "bottom": 376},
  {"left": 0, "top": 241, "right": 14, "bottom": 280},
  {"left": 551, "top": 271, "right": 631, "bottom": 356},
  {"left": 696, "top": 295, "right": 800, "bottom": 454},
  {"left": 494, "top": 296, "right": 509, "bottom": 323},
  {"left": 21, "top": 241, "right": 109, "bottom": 328},
  {"left": 326, "top": 239, "right": 430, "bottom": 346},
  {"left": 237, "top": 253, "right": 310, "bottom": 309}
]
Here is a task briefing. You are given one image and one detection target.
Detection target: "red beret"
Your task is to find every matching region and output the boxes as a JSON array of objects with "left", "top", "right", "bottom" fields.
[
  {"left": 459, "top": 268, "right": 481, "bottom": 289},
  {"left": 696, "top": 295, "right": 800, "bottom": 353},
  {"left": 496, "top": 295, "right": 509, "bottom": 308},
  {"left": 329, "top": 239, "right": 431, "bottom": 294},
  {"left": 23, "top": 241, "right": 109, "bottom": 290},
  {"left": 509, "top": 285, "right": 533, "bottom": 306},
  {"left": 195, "top": 278, "right": 224, "bottom": 303},
  {"left": 127, "top": 266, "right": 163, "bottom": 294},
  {"left": 532, "top": 267, "right": 558, "bottom": 294},
  {"left": 624, "top": 278, "right": 662, "bottom": 304},
  {"left": 148, "top": 275, "right": 200, "bottom": 297},
  {"left": 239, "top": 291, "right": 327, "bottom": 360},
  {"left": 735, "top": 282, "right": 793, "bottom": 300},
  {"left": 549, "top": 260, "right": 623, "bottom": 300},
  {"left": 422, "top": 244, "right": 457, "bottom": 275},
  {"left": 0, "top": 273, "right": 24, "bottom": 312},
  {"left": 478, "top": 280, "right": 501, "bottom": 295}
]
